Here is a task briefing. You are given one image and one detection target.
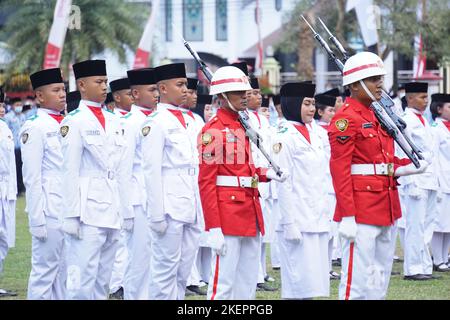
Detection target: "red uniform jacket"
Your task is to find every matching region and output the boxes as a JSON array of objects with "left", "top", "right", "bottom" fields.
[
  {"left": 328, "top": 97, "right": 410, "bottom": 226},
  {"left": 198, "top": 108, "right": 268, "bottom": 236}
]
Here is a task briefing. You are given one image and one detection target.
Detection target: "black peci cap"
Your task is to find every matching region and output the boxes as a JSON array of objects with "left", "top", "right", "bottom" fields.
[
  {"left": 280, "top": 82, "right": 316, "bottom": 98},
  {"left": 314, "top": 94, "right": 336, "bottom": 107},
  {"left": 154, "top": 63, "right": 186, "bottom": 82},
  {"left": 187, "top": 78, "right": 199, "bottom": 90},
  {"left": 127, "top": 68, "right": 156, "bottom": 85},
  {"left": 109, "top": 78, "right": 130, "bottom": 92},
  {"left": 405, "top": 82, "right": 428, "bottom": 93},
  {"left": 30, "top": 68, "right": 64, "bottom": 90},
  {"left": 73, "top": 60, "right": 107, "bottom": 79}
]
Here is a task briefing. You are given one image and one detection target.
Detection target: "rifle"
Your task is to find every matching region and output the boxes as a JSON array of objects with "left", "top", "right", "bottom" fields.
[
  {"left": 181, "top": 37, "right": 283, "bottom": 176},
  {"left": 302, "top": 15, "right": 423, "bottom": 168}
]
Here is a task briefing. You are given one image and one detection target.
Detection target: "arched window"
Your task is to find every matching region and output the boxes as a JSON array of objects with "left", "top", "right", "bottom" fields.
[
  {"left": 216, "top": 0, "right": 227, "bottom": 41},
  {"left": 275, "top": 0, "right": 282, "bottom": 11},
  {"left": 183, "top": 0, "right": 203, "bottom": 41}
]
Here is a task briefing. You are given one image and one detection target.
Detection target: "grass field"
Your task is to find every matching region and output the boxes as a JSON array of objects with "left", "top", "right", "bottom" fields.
[{"left": 1, "top": 196, "right": 449, "bottom": 300}]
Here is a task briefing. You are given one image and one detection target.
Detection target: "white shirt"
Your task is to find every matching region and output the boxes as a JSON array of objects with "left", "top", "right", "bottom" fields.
[
  {"left": 0, "top": 118, "right": 16, "bottom": 201},
  {"left": 431, "top": 118, "right": 450, "bottom": 193},
  {"left": 20, "top": 108, "right": 63, "bottom": 227}
]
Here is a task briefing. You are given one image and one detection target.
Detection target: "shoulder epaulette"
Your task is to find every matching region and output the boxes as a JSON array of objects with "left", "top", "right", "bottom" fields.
[
  {"left": 277, "top": 126, "right": 288, "bottom": 134},
  {"left": 149, "top": 111, "right": 159, "bottom": 118},
  {"left": 121, "top": 112, "right": 132, "bottom": 119},
  {"left": 431, "top": 122, "right": 438, "bottom": 127},
  {"left": 68, "top": 109, "right": 80, "bottom": 116},
  {"left": 105, "top": 109, "right": 115, "bottom": 115},
  {"left": 29, "top": 115, "right": 39, "bottom": 121}
]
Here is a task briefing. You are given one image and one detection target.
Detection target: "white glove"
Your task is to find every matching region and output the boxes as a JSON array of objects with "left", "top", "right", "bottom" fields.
[
  {"left": 267, "top": 168, "right": 290, "bottom": 183},
  {"left": 123, "top": 218, "right": 134, "bottom": 232},
  {"left": 30, "top": 225, "right": 47, "bottom": 242},
  {"left": 150, "top": 219, "right": 168, "bottom": 235},
  {"left": 208, "top": 228, "right": 227, "bottom": 256},
  {"left": 283, "top": 223, "right": 303, "bottom": 243},
  {"left": 63, "top": 217, "right": 82, "bottom": 240},
  {"left": 338, "top": 216, "right": 357, "bottom": 243},
  {"left": 394, "top": 160, "right": 429, "bottom": 177},
  {"left": 407, "top": 184, "right": 424, "bottom": 200}
]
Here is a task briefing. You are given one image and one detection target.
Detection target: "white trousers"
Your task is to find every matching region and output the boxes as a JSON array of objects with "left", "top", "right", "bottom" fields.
[
  {"left": 0, "top": 199, "right": 9, "bottom": 274},
  {"left": 65, "top": 225, "right": 120, "bottom": 300},
  {"left": 109, "top": 228, "right": 128, "bottom": 294},
  {"left": 7, "top": 200, "right": 15, "bottom": 248},
  {"left": 339, "top": 223, "right": 396, "bottom": 300},
  {"left": 268, "top": 199, "right": 281, "bottom": 268},
  {"left": 403, "top": 190, "right": 438, "bottom": 275},
  {"left": 278, "top": 231, "right": 330, "bottom": 299},
  {"left": 124, "top": 205, "right": 152, "bottom": 300},
  {"left": 27, "top": 218, "right": 66, "bottom": 300},
  {"left": 431, "top": 232, "right": 450, "bottom": 265},
  {"left": 149, "top": 216, "right": 200, "bottom": 300},
  {"left": 207, "top": 233, "right": 261, "bottom": 300}
]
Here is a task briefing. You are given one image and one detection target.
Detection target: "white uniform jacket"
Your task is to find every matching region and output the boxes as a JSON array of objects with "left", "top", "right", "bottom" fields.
[
  {"left": 20, "top": 109, "right": 63, "bottom": 227},
  {"left": 0, "top": 119, "right": 16, "bottom": 202},
  {"left": 141, "top": 103, "right": 198, "bottom": 224},
  {"left": 60, "top": 100, "right": 127, "bottom": 229},
  {"left": 398, "top": 108, "right": 439, "bottom": 191},
  {"left": 274, "top": 121, "right": 330, "bottom": 233}
]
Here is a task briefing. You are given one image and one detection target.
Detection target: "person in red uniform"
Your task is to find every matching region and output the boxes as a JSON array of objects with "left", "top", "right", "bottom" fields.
[
  {"left": 328, "top": 52, "right": 429, "bottom": 300},
  {"left": 198, "top": 66, "right": 288, "bottom": 300}
]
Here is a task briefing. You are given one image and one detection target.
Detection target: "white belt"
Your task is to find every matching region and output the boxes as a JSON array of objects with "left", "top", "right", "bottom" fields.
[
  {"left": 216, "top": 175, "right": 259, "bottom": 188},
  {"left": 162, "top": 167, "right": 197, "bottom": 176},
  {"left": 350, "top": 163, "right": 394, "bottom": 176},
  {"left": 80, "top": 169, "right": 116, "bottom": 180}
]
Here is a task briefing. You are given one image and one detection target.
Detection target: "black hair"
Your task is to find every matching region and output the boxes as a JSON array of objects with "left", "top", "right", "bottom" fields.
[
  {"left": 281, "top": 96, "right": 305, "bottom": 124},
  {"left": 430, "top": 101, "right": 444, "bottom": 120},
  {"left": 314, "top": 103, "right": 332, "bottom": 120}
]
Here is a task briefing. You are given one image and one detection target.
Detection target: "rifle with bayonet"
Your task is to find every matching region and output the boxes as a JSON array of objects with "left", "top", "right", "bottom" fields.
[
  {"left": 301, "top": 15, "right": 424, "bottom": 168},
  {"left": 181, "top": 37, "right": 283, "bottom": 176}
]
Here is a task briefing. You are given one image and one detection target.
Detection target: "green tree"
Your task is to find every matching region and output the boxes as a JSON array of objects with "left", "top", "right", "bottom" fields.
[{"left": 0, "top": 0, "right": 149, "bottom": 78}]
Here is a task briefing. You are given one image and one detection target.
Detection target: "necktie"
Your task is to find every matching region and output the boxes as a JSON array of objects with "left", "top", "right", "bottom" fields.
[
  {"left": 294, "top": 124, "right": 311, "bottom": 144},
  {"left": 253, "top": 111, "right": 261, "bottom": 127},
  {"left": 167, "top": 109, "right": 186, "bottom": 129},
  {"left": 414, "top": 113, "right": 425, "bottom": 126},
  {"left": 87, "top": 106, "right": 105, "bottom": 130},
  {"left": 141, "top": 109, "right": 153, "bottom": 116},
  {"left": 443, "top": 121, "right": 450, "bottom": 132},
  {"left": 49, "top": 114, "right": 64, "bottom": 124}
]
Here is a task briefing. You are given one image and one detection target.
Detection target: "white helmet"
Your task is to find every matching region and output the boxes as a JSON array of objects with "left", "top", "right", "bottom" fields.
[
  {"left": 209, "top": 66, "right": 252, "bottom": 95},
  {"left": 342, "top": 51, "right": 386, "bottom": 86}
]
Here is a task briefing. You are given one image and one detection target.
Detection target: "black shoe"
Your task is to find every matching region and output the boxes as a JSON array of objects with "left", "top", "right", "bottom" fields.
[
  {"left": 272, "top": 266, "right": 280, "bottom": 270},
  {"left": 329, "top": 271, "right": 341, "bottom": 280},
  {"left": 257, "top": 283, "right": 277, "bottom": 292},
  {"left": 109, "top": 287, "right": 124, "bottom": 300},
  {"left": 0, "top": 289, "right": 17, "bottom": 298},
  {"left": 423, "top": 274, "right": 442, "bottom": 280},
  {"left": 391, "top": 271, "right": 401, "bottom": 275},
  {"left": 186, "top": 285, "right": 207, "bottom": 296},
  {"left": 403, "top": 274, "right": 431, "bottom": 281},
  {"left": 433, "top": 263, "right": 450, "bottom": 272}
]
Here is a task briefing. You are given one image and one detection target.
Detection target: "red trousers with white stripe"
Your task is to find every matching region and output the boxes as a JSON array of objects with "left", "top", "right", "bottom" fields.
[
  {"left": 207, "top": 233, "right": 260, "bottom": 300},
  {"left": 339, "top": 223, "right": 397, "bottom": 300}
]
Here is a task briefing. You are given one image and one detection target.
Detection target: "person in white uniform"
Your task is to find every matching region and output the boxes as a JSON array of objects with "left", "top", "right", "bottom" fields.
[
  {"left": 429, "top": 93, "right": 450, "bottom": 272},
  {"left": 141, "top": 63, "right": 201, "bottom": 300},
  {"left": 400, "top": 82, "right": 440, "bottom": 281},
  {"left": 108, "top": 77, "right": 133, "bottom": 299},
  {"left": 21, "top": 68, "right": 67, "bottom": 299},
  {"left": 273, "top": 82, "right": 330, "bottom": 299},
  {"left": 0, "top": 89, "right": 17, "bottom": 298},
  {"left": 61, "top": 59, "right": 127, "bottom": 299},
  {"left": 119, "top": 68, "right": 159, "bottom": 299}
]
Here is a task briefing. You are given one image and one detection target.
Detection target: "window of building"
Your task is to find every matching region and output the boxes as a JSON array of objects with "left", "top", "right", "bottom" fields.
[
  {"left": 183, "top": 0, "right": 203, "bottom": 41},
  {"left": 216, "top": 0, "right": 227, "bottom": 41},
  {"left": 275, "top": 0, "right": 282, "bottom": 11}
]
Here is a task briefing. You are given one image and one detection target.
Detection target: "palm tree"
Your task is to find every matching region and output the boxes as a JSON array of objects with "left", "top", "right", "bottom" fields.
[{"left": 0, "top": 0, "right": 149, "bottom": 78}]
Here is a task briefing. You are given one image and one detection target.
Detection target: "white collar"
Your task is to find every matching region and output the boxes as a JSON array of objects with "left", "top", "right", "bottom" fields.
[
  {"left": 408, "top": 107, "right": 424, "bottom": 115},
  {"left": 39, "top": 107, "right": 61, "bottom": 115},
  {"left": 81, "top": 99, "right": 102, "bottom": 108}
]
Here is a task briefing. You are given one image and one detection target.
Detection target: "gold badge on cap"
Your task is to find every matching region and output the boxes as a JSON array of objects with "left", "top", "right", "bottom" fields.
[
  {"left": 60, "top": 126, "right": 69, "bottom": 137},
  {"left": 201, "top": 132, "right": 213, "bottom": 146},
  {"left": 335, "top": 119, "right": 349, "bottom": 132},
  {"left": 142, "top": 126, "right": 151, "bottom": 137},
  {"left": 21, "top": 133, "right": 29, "bottom": 144},
  {"left": 273, "top": 142, "right": 282, "bottom": 154}
]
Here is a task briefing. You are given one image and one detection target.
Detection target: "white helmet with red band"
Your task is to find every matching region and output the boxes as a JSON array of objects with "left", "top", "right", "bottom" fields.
[
  {"left": 209, "top": 66, "right": 252, "bottom": 95},
  {"left": 342, "top": 51, "right": 386, "bottom": 86}
]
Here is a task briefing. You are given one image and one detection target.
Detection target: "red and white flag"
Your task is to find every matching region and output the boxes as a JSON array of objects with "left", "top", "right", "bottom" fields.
[
  {"left": 133, "top": 0, "right": 161, "bottom": 69},
  {"left": 413, "top": 1, "right": 426, "bottom": 79},
  {"left": 43, "top": 0, "right": 72, "bottom": 69}
]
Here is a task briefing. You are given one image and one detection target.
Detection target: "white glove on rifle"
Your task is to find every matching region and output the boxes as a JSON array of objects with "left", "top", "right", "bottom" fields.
[
  {"left": 63, "top": 217, "right": 82, "bottom": 240},
  {"left": 267, "top": 168, "right": 290, "bottom": 183},
  {"left": 30, "top": 225, "right": 47, "bottom": 242},
  {"left": 208, "top": 228, "right": 227, "bottom": 256},
  {"left": 150, "top": 219, "right": 168, "bottom": 235},
  {"left": 123, "top": 218, "right": 134, "bottom": 232},
  {"left": 283, "top": 223, "right": 303, "bottom": 243},
  {"left": 338, "top": 216, "right": 357, "bottom": 243},
  {"left": 394, "top": 160, "right": 429, "bottom": 177}
]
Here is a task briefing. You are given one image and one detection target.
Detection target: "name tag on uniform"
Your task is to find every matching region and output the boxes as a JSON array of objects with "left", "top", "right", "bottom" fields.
[
  {"left": 86, "top": 130, "right": 101, "bottom": 136},
  {"left": 46, "top": 131, "right": 59, "bottom": 138},
  {"left": 362, "top": 122, "right": 373, "bottom": 129},
  {"left": 168, "top": 128, "right": 182, "bottom": 134}
]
